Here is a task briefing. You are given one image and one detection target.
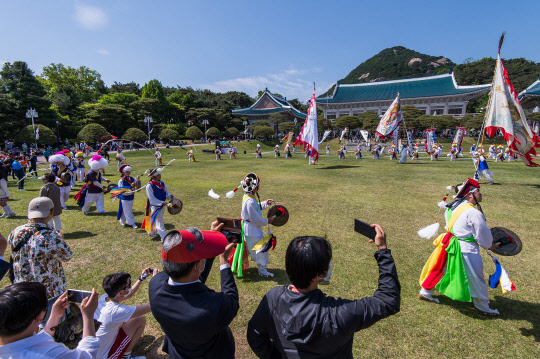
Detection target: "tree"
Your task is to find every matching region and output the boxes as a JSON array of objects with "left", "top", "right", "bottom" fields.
[
  {"left": 253, "top": 125, "right": 274, "bottom": 138},
  {"left": 109, "top": 81, "right": 142, "bottom": 96},
  {"left": 160, "top": 128, "right": 180, "bottom": 142},
  {"left": 168, "top": 91, "right": 196, "bottom": 109},
  {"left": 78, "top": 123, "right": 110, "bottom": 144},
  {"left": 15, "top": 124, "right": 57, "bottom": 145},
  {"left": 99, "top": 92, "right": 140, "bottom": 107},
  {"left": 142, "top": 79, "right": 167, "bottom": 105},
  {"left": 0, "top": 61, "right": 55, "bottom": 137},
  {"left": 130, "top": 98, "right": 162, "bottom": 123},
  {"left": 335, "top": 115, "right": 360, "bottom": 129},
  {"left": 206, "top": 127, "right": 221, "bottom": 139},
  {"left": 50, "top": 83, "right": 82, "bottom": 118},
  {"left": 253, "top": 120, "right": 269, "bottom": 127},
  {"left": 80, "top": 103, "right": 135, "bottom": 135},
  {"left": 288, "top": 98, "right": 309, "bottom": 113},
  {"left": 462, "top": 114, "right": 484, "bottom": 131},
  {"left": 317, "top": 117, "right": 334, "bottom": 133},
  {"left": 401, "top": 105, "right": 423, "bottom": 121},
  {"left": 358, "top": 112, "right": 379, "bottom": 131},
  {"left": 123, "top": 128, "right": 148, "bottom": 142},
  {"left": 185, "top": 126, "right": 204, "bottom": 140},
  {"left": 40, "top": 63, "right": 106, "bottom": 103},
  {"left": 225, "top": 127, "right": 240, "bottom": 137},
  {"left": 278, "top": 121, "right": 296, "bottom": 133}
]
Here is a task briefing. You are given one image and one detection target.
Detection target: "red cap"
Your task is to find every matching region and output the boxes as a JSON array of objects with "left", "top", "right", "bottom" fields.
[
  {"left": 455, "top": 178, "right": 480, "bottom": 198},
  {"left": 162, "top": 229, "right": 228, "bottom": 263}
]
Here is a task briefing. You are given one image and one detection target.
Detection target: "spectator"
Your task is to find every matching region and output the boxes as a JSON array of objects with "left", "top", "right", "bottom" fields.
[
  {"left": 149, "top": 222, "right": 238, "bottom": 359},
  {"left": 11, "top": 157, "right": 25, "bottom": 191},
  {"left": 8, "top": 197, "right": 72, "bottom": 326},
  {"left": 29, "top": 151, "right": 38, "bottom": 178},
  {"left": 93, "top": 268, "right": 158, "bottom": 359},
  {"left": 0, "top": 164, "right": 16, "bottom": 218},
  {"left": 247, "top": 224, "right": 400, "bottom": 358},
  {"left": 39, "top": 173, "right": 62, "bottom": 231},
  {"left": 0, "top": 282, "right": 100, "bottom": 358},
  {"left": 43, "top": 149, "right": 50, "bottom": 162}
]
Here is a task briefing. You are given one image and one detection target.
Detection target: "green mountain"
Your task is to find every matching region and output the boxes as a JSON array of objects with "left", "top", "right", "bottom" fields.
[{"left": 324, "top": 46, "right": 540, "bottom": 96}]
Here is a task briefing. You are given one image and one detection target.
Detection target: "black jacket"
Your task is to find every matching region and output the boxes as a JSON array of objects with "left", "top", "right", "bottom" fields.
[
  {"left": 149, "top": 261, "right": 239, "bottom": 359},
  {"left": 247, "top": 249, "right": 400, "bottom": 359}
]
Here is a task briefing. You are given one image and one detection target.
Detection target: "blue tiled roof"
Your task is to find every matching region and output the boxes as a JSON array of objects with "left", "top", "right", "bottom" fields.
[
  {"left": 519, "top": 77, "right": 540, "bottom": 99},
  {"left": 318, "top": 73, "right": 490, "bottom": 104},
  {"left": 232, "top": 90, "right": 307, "bottom": 118}
]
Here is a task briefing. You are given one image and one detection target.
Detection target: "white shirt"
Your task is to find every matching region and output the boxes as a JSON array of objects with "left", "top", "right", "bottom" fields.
[
  {"left": 241, "top": 195, "right": 268, "bottom": 238},
  {"left": 446, "top": 201, "right": 493, "bottom": 254},
  {"left": 93, "top": 294, "right": 136, "bottom": 359},
  {"left": 0, "top": 331, "right": 98, "bottom": 359},
  {"left": 146, "top": 182, "right": 171, "bottom": 207}
]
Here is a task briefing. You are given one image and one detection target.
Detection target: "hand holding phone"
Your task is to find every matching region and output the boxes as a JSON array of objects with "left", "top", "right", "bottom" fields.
[{"left": 354, "top": 219, "right": 377, "bottom": 240}]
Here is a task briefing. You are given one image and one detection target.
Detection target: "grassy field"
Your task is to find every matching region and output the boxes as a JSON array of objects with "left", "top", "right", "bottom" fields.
[{"left": 1, "top": 139, "right": 539, "bottom": 358}]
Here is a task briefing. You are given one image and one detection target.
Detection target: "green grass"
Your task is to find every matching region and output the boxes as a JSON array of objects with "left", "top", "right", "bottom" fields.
[{"left": 1, "top": 143, "right": 539, "bottom": 358}]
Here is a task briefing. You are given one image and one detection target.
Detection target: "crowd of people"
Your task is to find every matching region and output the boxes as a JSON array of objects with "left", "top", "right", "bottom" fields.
[{"left": 0, "top": 137, "right": 509, "bottom": 358}]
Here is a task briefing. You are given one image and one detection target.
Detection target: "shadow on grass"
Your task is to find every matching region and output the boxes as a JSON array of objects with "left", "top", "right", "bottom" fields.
[
  {"left": 318, "top": 165, "right": 359, "bottom": 170},
  {"left": 135, "top": 334, "right": 168, "bottom": 359},
  {"left": 239, "top": 268, "right": 289, "bottom": 285},
  {"left": 133, "top": 211, "right": 144, "bottom": 216},
  {"left": 437, "top": 295, "right": 540, "bottom": 341},
  {"left": 63, "top": 231, "right": 97, "bottom": 240}
]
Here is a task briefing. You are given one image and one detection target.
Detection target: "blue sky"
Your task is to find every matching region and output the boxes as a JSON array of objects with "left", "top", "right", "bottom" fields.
[{"left": 2, "top": 0, "right": 539, "bottom": 101}]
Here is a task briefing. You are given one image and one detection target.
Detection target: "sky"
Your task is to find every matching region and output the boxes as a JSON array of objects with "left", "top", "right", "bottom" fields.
[{"left": 1, "top": 0, "right": 539, "bottom": 102}]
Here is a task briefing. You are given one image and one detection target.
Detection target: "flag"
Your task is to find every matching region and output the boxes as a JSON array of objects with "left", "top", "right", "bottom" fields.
[
  {"left": 339, "top": 127, "right": 349, "bottom": 143},
  {"left": 426, "top": 129, "right": 436, "bottom": 151},
  {"left": 484, "top": 50, "right": 540, "bottom": 166},
  {"left": 376, "top": 94, "right": 403, "bottom": 138},
  {"left": 318, "top": 130, "right": 331, "bottom": 145},
  {"left": 35, "top": 126, "right": 39, "bottom": 140},
  {"left": 294, "top": 93, "right": 319, "bottom": 161},
  {"left": 453, "top": 127, "right": 466, "bottom": 149},
  {"left": 406, "top": 130, "right": 413, "bottom": 147},
  {"left": 360, "top": 130, "right": 369, "bottom": 143},
  {"left": 488, "top": 254, "right": 516, "bottom": 294},
  {"left": 393, "top": 126, "right": 399, "bottom": 147}
]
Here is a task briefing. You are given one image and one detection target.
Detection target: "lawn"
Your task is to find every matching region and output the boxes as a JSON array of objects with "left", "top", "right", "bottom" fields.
[{"left": 1, "top": 140, "right": 539, "bottom": 358}]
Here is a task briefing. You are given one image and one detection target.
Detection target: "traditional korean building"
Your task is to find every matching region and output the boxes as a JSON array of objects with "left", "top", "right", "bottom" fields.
[
  {"left": 518, "top": 76, "right": 540, "bottom": 113},
  {"left": 317, "top": 72, "right": 490, "bottom": 119},
  {"left": 232, "top": 89, "right": 306, "bottom": 125}
]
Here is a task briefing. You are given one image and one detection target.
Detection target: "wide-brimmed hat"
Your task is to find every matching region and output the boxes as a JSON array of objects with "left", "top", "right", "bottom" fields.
[
  {"left": 161, "top": 228, "right": 228, "bottom": 263},
  {"left": 119, "top": 164, "right": 132, "bottom": 174},
  {"left": 148, "top": 167, "right": 163, "bottom": 177},
  {"left": 241, "top": 173, "right": 259, "bottom": 193}
]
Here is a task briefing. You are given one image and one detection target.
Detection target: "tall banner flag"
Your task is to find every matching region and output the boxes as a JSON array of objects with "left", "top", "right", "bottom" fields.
[
  {"left": 340, "top": 127, "right": 349, "bottom": 142},
  {"left": 453, "top": 127, "right": 466, "bottom": 149},
  {"left": 376, "top": 94, "right": 403, "bottom": 138},
  {"left": 484, "top": 34, "right": 540, "bottom": 166},
  {"left": 318, "top": 130, "right": 331, "bottom": 145},
  {"left": 406, "top": 130, "right": 413, "bottom": 146},
  {"left": 35, "top": 126, "right": 39, "bottom": 140},
  {"left": 282, "top": 131, "right": 294, "bottom": 151},
  {"left": 426, "top": 129, "right": 436, "bottom": 150},
  {"left": 393, "top": 126, "right": 400, "bottom": 147},
  {"left": 294, "top": 93, "right": 319, "bottom": 161},
  {"left": 360, "top": 130, "right": 369, "bottom": 143}
]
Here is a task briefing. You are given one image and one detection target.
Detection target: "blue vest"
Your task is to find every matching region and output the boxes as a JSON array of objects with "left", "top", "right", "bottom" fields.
[{"left": 150, "top": 181, "right": 167, "bottom": 201}]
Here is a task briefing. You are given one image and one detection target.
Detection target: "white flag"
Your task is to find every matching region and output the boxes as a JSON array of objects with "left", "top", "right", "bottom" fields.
[
  {"left": 294, "top": 93, "right": 319, "bottom": 161},
  {"left": 35, "top": 126, "right": 39, "bottom": 140}
]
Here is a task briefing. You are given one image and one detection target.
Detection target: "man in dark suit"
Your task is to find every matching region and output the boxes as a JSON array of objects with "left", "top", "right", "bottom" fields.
[{"left": 149, "top": 222, "right": 238, "bottom": 359}]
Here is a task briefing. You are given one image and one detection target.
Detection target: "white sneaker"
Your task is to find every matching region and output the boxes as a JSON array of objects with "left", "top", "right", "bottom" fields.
[
  {"left": 119, "top": 220, "right": 125, "bottom": 226},
  {"left": 257, "top": 266, "right": 274, "bottom": 278},
  {"left": 131, "top": 224, "right": 138, "bottom": 229}
]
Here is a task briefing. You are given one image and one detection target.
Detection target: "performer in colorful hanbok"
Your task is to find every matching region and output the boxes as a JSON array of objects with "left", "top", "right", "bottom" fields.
[
  {"left": 215, "top": 146, "right": 222, "bottom": 160},
  {"left": 355, "top": 144, "right": 362, "bottom": 159},
  {"left": 418, "top": 178, "right": 501, "bottom": 315},
  {"left": 388, "top": 145, "right": 396, "bottom": 160},
  {"left": 448, "top": 143, "right": 458, "bottom": 161},
  {"left": 325, "top": 144, "right": 330, "bottom": 155},
  {"left": 256, "top": 144, "right": 262, "bottom": 158},
  {"left": 229, "top": 147, "right": 236, "bottom": 159},
  {"left": 411, "top": 145, "right": 419, "bottom": 160},
  {"left": 74, "top": 151, "right": 85, "bottom": 182},
  {"left": 488, "top": 144, "right": 496, "bottom": 159},
  {"left": 142, "top": 168, "right": 174, "bottom": 241},
  {"left": 285, "top": 143, "right": 292, "bottom": 158},
  {"left": 49, "top": 151, "right": 73, "bottom": 210},
  {"left": 337, "top": 146, "right": 345, "bottom": 159},
  {"left": 187, "top": 147, "right": 195, "bottom": 162},
  {"left": 117, "top": 164, "right": 137, "bottom": 228},
  {"left": 429, "top": 144, "right": 438, "bottom": 161},
  {"left": 372, "top": 144, "right": 380, "bottom": 159},
  {"left": 475, "top": 152, "right": 494, "bottom": 184},
  {"left": 495, "top": 145, "right": 505, "bottom": 162},
  {"left": 438, "top": 144, "right": 443, "bottom": 157},
  {"left": 240, "top": 173, "right": 275, "bottom": 278},
  {"left": 154, "top": 149, "right": 163, "bottom": 166},
  {"left": 115, "top": 148, "right": 125, "bottom": 171},
  {"left": 470, "top": 144, "right": 476, "bottom": 157},
  {"left": 82, "top": 155, "right": 110, "bottom": 214},
  {"left": 274, "top": 145, "right": 280, "bottom": 158},
  {"left": 399, "top": 144, "right": 410, "bottom": 164}
]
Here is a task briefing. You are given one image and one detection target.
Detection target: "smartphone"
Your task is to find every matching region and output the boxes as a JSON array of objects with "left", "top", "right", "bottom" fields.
[
  {"left": 354, "top": 219, "right": 376, "bottom": 240},
  {"left": 141, "top": 268, "right": 154, "bottom": 281},
  {"left": 222, "top": 230, "right": 242, "bottom": 244},
  {"left": 67, "top": 289, "right": 92, "bottom": 303},
  {"left": 217, "top": 217, "right": 242, "bottom": 233}
]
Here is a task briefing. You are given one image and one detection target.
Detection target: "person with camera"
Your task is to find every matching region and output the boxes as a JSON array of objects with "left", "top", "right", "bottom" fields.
[
  {"left": 93, "top": 268, "right": 158, "bottom": 359},
  {"left": 247, "top": 224, "right": 400, "bottom": 358},
  {"left": 8, "top": 197, "right": 73, "bottom": 326},
  {"left": 0, "top": 282, "right": 100, "bottom": 358},
  {"left": 149, "top": 221, "right": 239, "bottom": 359}
]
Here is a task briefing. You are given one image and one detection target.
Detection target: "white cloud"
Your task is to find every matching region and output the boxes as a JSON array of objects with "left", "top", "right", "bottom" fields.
[
  {"left": 97, "top": 49, "right": 110, "bottom": 55},
  {"left": 75, "top": 3, "right": 108, "bottom": 30},
  {"left": 200, "top": 68, "right": 329, "bottom": 100}
]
